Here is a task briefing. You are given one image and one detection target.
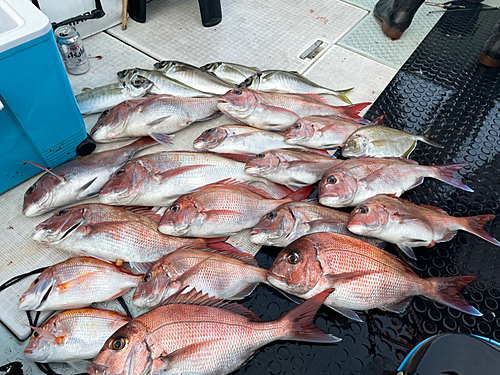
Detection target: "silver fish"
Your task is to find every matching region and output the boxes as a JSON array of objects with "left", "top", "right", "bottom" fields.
[
  {"left": 90, "top": 94, "right": 220, "bottom": 143},
  {"left": 250, "top": 201, "right": 386, "bottom": 248},
  {"left": 154, "top": 60, "right": 236, "bottom": 95},
  {"left": 241, "top": 70, "right": 353, "bottom": 104},
  {"left": 116, "top": 68, "right": 215, "bottom": 97},
  {"left": 22, "top": 137, "right": 157, "bottom": 217},
  {"left": 199, "top": 62, "right": 260, "bottom": 84},
  {"left": 75, "top": 79, "right": 153, "bottom": 115}
]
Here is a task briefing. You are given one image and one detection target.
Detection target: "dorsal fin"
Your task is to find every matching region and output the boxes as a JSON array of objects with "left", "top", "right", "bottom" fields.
[
  {"left": 121, "top": 206, "right": 161, "bottom": 224},
  {"left": 380, "top": 248, "right": 419, "bottom": 277},
  {"left": 420, "top": 204, "right": 448, "bottom": 215},
  {"left": 197, "top": 246, "right": 259, "bottom": 266},
  {"left": 206, "top": 178, "right": 275, "bottom": 199},
  {"left": 162, "top": 288, "right": 261, "bottom": 321},
  {"left": 388, "top": 157, "right": 419, "bottom": 165},
  {"left": 295, "top": 93, "right": 328, "bottom": 105},
  {"left": 281, "top": 148, "right": 333, "bottom": 158}
]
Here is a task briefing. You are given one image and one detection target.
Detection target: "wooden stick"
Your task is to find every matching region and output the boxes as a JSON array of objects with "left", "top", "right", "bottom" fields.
[{"left": 122, "top": 0, "right": 128, "bottom": 30}]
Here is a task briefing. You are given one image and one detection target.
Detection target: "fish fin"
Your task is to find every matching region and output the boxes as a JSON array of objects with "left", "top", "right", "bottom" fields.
[
  {"left": 295, "top": 93, "right": 329, "bottom": 105},
  {"left": 130, "top": 262, "right": 156, "bottom": 273},
  {"left": 26, "top": 326, "right": 64, "bottom": 345},
  {"left": 128, "top": 136, "right": 160, "bottom": 149},
  {"left": 431, "top": 163, "right": 473, "bottom": 192},
  {"left": 387, "top": 157, "right": 419, "bottom": 165},
  {"left": 369, "top": 114, "right": 386, "bottom": 125},
  {"left": 383, "top": 297, "right": 412, "bottom": 313},
  {"left": 325, "top": 305, "right": 363, "bottom": 322},
  {"left": 282, "top": 147, "right": 334, "bottom": 158},
  {"left": 67, "top": 359, "right": 90, "bottom": 371},
  {"left": 253, "top": 103, "right": 300, "bottom": 126},
  {"left": 260, "top": 181, "right": 294, "bottom": 199},
  {"left": 419, "top": 128, "right": 443, "bottom": 148},
  {"left": 197, "top": 245, "right": 259, "bottom": 266},
  {"left": 162, "top": 288, "right": 262, "bottom": 320},
  {"left": 401, "top": 140, "right": 417, "bottom": 158},
  {"left": 77, "top": 176, "right": 100, "bottom": 198},
  {"left": 273, "top": 289, "right": 304, "bottom": 304},
  {"left": 156, "top": 164, "right": 212, "bottom": 181},
  {"left": 426, "top": 240, "right": 436, "bottom": 248},
  {"left": 158, "top": 341, "right": 214, "bottom": 372},
  {"left": 202, "top": 209, "right": 246, "bottom": 219},
  {"left": 460, "top": 215, "right": 500, "bottom": 246},
  {"left": 332, "top": 88, "right": 353, "bottom": 105},
  {"left": 121, "top": 206, "right": 162, "bottom": 224},
  {"left": 420, "top": 205, "right": 448, "bottom": 215},
  {"left": 22, "top": 161, "right": 65, "bottom": 182},
  {"left": 285, "top": 185, "right": 316, "bottom": 202},
  {"left": 324, "top": 270, "right": 377, "bottom": 284},
  {"left": 230, "top": 283, "right": 262, "bottom": 299},
  {"left": 217, "top": 153, "right": 253, "bottom": 163},
  {"left": 149, "top": 133, "right": 174, "bottom": 146},
  {"left": 288, "top": 177, "right": 310, "bottom": 188},
  {"left": 396, "top": 243, "right": 417, "bottom": 260},
  {"left": 208, "top": 178, "right": 275, "bottom": 199},
  {"left": 342, "top": 102, "right": 371, "bottom": 119},
  {"left": 425, "top": 276, "right": 481, "bottom": 316},
  {"left": 54, "top": 272, "right": 100, "bottom": 294},
  {"left": 279, "top": 289, "right": 341, "bottom": 343},
  {"left": 146, "top": 115, "right": 172, "bottom": 126},
  {"left": 196, "top": 112, "right": 223, "bottom": 122}
]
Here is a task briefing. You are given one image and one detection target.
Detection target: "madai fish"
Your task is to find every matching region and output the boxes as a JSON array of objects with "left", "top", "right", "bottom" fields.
[
  {"left": 347, "top": 194, "right": 500, "bottom": 259},
  {"left": 18, "top": 256, "right": 141, "bottom": 311},
  {"left": 87, "top": 289, "right": 340, "bottom": 375},
  {"left": 24, "top": 308, "right": 130, "bottom": 365},
  {"left": 267, "top": 232, "right": 481, "bottom": 322},
  {"left": 22, "top": 136, "right": 157, "bottom": 217},
  {"left": 318, "top": 157, "right": 473, "bottom": 207},
  {"left": 32, "top": 204, "right": 228, "bottom": 272},
  {"left": 133, "top": 247, "right": 268, "bottom": 308}
]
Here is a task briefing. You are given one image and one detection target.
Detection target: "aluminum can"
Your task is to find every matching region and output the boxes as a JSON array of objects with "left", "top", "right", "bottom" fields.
[{"left": 54, "top": 26, "right": 90, "bottom": 75}]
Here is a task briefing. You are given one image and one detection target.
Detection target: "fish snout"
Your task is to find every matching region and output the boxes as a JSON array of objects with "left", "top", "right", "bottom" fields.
[{"left": 87, "top": 362, "right": 109, "bottom": 375}]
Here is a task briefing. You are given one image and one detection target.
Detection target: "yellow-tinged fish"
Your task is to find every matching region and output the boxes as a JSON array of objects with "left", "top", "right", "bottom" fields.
[{"left": 87, "top": 289, "right": 340, "bottom": 375}]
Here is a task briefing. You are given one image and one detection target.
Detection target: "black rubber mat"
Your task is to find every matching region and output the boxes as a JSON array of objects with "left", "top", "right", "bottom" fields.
[{"left": 236, "top": 8, "right": 500, "bottom": 375}]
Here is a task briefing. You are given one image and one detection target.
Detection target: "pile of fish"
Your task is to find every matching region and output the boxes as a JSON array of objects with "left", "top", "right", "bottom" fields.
[{"left": 13, "top": 60, "right": 499, "bottom": 375}]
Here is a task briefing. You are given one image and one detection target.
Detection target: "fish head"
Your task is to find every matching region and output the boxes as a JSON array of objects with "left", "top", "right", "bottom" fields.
[
  {"left": 250, "top": 206, "right": 295, "bottom": 246},
  {"left": 158, "top": 197, "right": 198, "bottom": 236},
  {"left": 32, "top": 205, "right": 85, "bottom": 243},
  {"left": 22, "top": 175, "right": 58, "bottom": 217},
  {"left": 18, "top": 269, "right": 56, "bottom": 311},
  {"left": 341, "top": 134, "right": 369, "bottom": 158},
  {"left": 23, "top": 323, "right": 60, "bottom": 362},
  {"left": 347, "top": 198, "right": 390, "bottom": 236},
  {"left": 284, "top": 120, "right": 314, "bottom": 144},
  {"left": 267, "top": 236, "right": 323, "bottom": 296},
  {"left": 239, "top": 72, "right": 261, "bottom": 89},
  {"left": 132, "top": 262, "right": 173, "bottom": 308},
  {"left": 99, "top": 160, "right": 148, "bottom": 205},
  {"left": 318, "top": 171, "right": 358, "bottom": 207},
  {"left": 125, "top": 79, "right": 153, "bottom": 98},
  {"left": 192, "top": 126, "right": 228, "bottom": 150},
  {"left": 90, "top": 101, "right": 135, "bottom": 142},
  {"left": 244, "top": 151, "right": 279, "bottom": 176},
  {"left": 117, "top": 68, "right": 139, "bottom": 82},
  {"left": 217, "top": 89, "right": 258, "bottom": 119},
  {"left": 88, "top": 322, "right": 152, "bottom": 375},
  {"left": 153, "top": 60, "right": 176, "bottom": 73}
]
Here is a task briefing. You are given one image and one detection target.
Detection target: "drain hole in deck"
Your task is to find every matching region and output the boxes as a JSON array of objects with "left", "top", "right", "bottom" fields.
[{"left": 300, "top": 40, "right": 327, "bottom": 60}]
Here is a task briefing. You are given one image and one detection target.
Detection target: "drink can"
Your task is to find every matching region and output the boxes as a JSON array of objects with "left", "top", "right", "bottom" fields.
[{"left": 54, "top": 26, "right": 90, "bottom": 75}]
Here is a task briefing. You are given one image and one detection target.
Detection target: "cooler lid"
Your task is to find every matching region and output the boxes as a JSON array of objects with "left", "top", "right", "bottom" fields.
[{"left": 0, "top": 0, "right": 52, "bottom": 54}]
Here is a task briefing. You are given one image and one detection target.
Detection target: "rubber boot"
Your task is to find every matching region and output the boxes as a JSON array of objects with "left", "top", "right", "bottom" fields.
[
  {"left": 373, "top": 0, "right": 425, "bottom": 39},
  {"left": 478, "top": 20, "right": 500, "bottom": 67}
]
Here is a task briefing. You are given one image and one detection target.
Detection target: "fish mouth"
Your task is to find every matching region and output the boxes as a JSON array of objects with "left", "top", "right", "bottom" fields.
[
  {"left": 192, "top": 140, "right": 209, "bottom": 150},
  {"left": 23, "top": 193, "right": 52, "bottom": 218},
  {"left": 19, "top": 282, "right": 53, "bottom": 311},
  {"left": 243, "top": 166, "right": 262, "bottom": 176},
  {"left": 33, "top": 217, "right": 83, "bottom": 243},
  {"left": 87, "top": 362, "right": 109, "bottom": 375}
]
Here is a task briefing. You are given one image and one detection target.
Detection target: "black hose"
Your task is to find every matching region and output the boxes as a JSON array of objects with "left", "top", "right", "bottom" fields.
[{"left": 0, "top": 267, "right": 49, "bottom": 292}]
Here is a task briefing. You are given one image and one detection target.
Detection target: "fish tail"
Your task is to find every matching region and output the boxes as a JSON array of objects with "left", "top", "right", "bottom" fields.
[
  {"left": 432, "top": 163, "right": 474, "bottom": 192},
  {"left": 419, "top": 128, "right": 443, "bottom": 148},
  {"left": 459, "top": 215, "right": 500, "bottom": 246},
  {"left": 424, "top": 276, "right": 481, "bottom": 316},
  {"left": 333, "top": 88, "right": 353, "bottom": 104},
  {"left": 279, "top": 289, "right": 341, "bottom": 343},
  {"left": 285, "top": 185, "right": 315, "bottom": 202},
  {"left": 369, "top": 114, "right": 386, "bottom": 125},
  {"left": 342, "top": 102, "right": 371, "bottom": 119}
]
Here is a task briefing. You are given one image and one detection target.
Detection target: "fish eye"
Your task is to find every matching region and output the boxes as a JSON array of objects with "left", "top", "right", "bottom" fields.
[
  {"left": 33, "top": 278, "right": 39, "bottom": 285},
  {"left": 234, "top": 89, "right": 242, "bottom": 95},
  {"left": 293, "top": 123, "right": 301, "bottom": 129},
  {"left": 25, "top": 185, "right": 35, "bottom": 195},
  {"left": 115, "top": 168, "right": 126, "bottom": 177},
  {"left": 205, "top": 128, "right": 214, "bottom": 134},
  {"left": 326, "top": 175, "right": 337, "bottom": 184},
  {"left": 357, "top": 206, "right": 369, "bottom": 214},
  {"left": 56, "top": 208, "right": 68, "bottom": 216},
  {"left": 348, "top": 140, "right": 357, "bottom": 148},
  {"left": 256, "top": 153, "right": 265, "bottom": 158},
  {"left": 267, "top": 211, "right": 277, "bottom": 220},
  {"left": 110, "top": 336, "right": 127, "bottom": 351},
  {"left": 32, "top": 331, "right": 40, "bottom": 339},
  {"left": 286, "top": 251, "right": 300, "bottom": 265},
  {"left": 143, "top": 272, "right": 151, "bottom": 282},
  {"left": 170, "top": 204, "right": 180, "bottom": 213}
]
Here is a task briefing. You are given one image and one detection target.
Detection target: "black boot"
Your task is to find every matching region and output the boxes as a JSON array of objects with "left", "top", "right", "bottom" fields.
[
  {"left": 478, "top": 20, "right": 500, "bottom": 67},
  {"left": 373, "top": 0, "right": 425, "bottom": 39}
]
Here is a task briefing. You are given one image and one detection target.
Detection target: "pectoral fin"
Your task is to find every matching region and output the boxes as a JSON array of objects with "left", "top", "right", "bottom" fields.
[{"left": 383, "top": 297, "right": 412, "bottom": 313}]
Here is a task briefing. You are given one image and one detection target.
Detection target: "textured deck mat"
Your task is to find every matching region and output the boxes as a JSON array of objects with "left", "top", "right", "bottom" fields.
[
  {"left": 338, "top": 0, "right": 443, "bottom": 69},
  {"left": 241, "top": 8, "right": 500, "bottom": 375},
  {"left": 106, "top": 0, "right": 368, "bottom": 73}
]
